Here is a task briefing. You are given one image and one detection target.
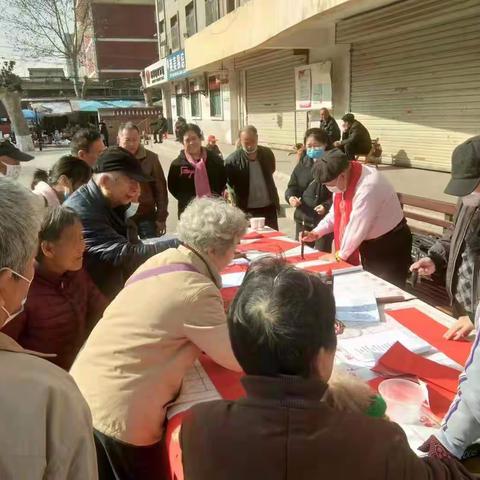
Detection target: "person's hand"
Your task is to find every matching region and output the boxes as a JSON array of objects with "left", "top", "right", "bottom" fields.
[
  {"left": 300, "top": 230, "right": 320, "bottom": 243},
  {"left": 334, "top": 141, "right": 342, "bottom": 148},
  {"left": 410, "top": 257, "right": 436, "bottom": 276},
  {"left": 444, "top": 315, "right": 474, "bottom": 341},
  {"left": 314, "top": 205, "right": 326, "bottom": 216},
  {"left": 289, "top": 196, "right": 302, "bottom": 207},
  {"left": 155, "top": 221, "right": 166, "bottom": 236}
]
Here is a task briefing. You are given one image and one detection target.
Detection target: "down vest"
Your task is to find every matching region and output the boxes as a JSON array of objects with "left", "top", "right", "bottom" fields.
[{"left": 65, "top": 179, "right": 178, "bottom": 300}]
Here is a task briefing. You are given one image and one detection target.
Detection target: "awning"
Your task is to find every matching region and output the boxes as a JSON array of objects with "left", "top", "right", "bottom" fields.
[
  {"left": 70, "top": 100, "right": 145, "bottom": 112},
  {"left": 30, "top": 101, "right": 72, "bottom": 115}
]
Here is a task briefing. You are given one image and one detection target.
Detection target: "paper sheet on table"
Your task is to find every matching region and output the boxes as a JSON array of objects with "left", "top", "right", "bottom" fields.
[
  {"left": 338, "top": 329, "right": 433, "bottom": 367},
  {"left": 333, "top": 273, "right": 380, "bottom": 323},
  {"left": 167, "top": 361, "right": 221, "bottom": 419},
  {"left": 222, "top": 271, "right": 246, "bottom": 288}
]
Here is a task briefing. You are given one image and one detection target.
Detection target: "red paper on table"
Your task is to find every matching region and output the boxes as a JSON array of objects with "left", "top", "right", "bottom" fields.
[
  {"left": 373, "top": 342, "right": 460, "bottom": 417},
  {"left": 221, "top": 263, "right": 249, "bottom": 275},
  {"left": 242, "top": 231, "right": 285, "bottom": 240},
  {"left": 306, "top": 260, "right": 355, "bottom": 274},
  {"left": 387, "top": 308, "right": 473, "bottom": 366},
  {"left": 236, "top": 238, "right": 297, "bottom": 254}
]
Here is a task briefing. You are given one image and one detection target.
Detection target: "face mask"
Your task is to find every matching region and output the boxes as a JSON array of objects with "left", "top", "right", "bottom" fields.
[
  {"left": 125, "top": 202, "right": 139, "bottom": 218},
  {"left": 243, "top": 146, "right": 257, "bottom": 155},
  {"left": 0, "top": 268, "right": 32, "bottom": 325},
  {"left": 306, "top": 147, "right": 325, "bottom": 159},
  {"left": 1, "top": 163, "right": 21, "bottom": 180},
  {"left": 326, "top": 185, "right": 342, "bottom": 193},
  {"left": 462, "top": 192, "right": 480, "bottom": 207}
]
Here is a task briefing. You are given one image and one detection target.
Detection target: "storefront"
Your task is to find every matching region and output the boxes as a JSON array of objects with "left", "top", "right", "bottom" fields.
[{"left": 336, "top": 0, "right": 480, "bottom": 171}]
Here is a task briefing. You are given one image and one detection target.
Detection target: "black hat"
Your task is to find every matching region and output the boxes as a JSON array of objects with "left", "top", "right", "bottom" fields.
[
  {"left": 444, "top": 136, "right": 480, "bottom": 197},
  {"left": 315, "top": 148, "right": 350, "bottom": 183},
  {"left": 93, "top": 146, "right": 152, "bottom": 182},
  {"left": 0, "top": 139, "right": 34, "bottom": 162}
]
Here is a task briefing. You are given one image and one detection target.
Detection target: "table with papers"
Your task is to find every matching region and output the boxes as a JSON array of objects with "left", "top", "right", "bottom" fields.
[{"left": 160, "top": 229, "right": 474, "bottom": 480}]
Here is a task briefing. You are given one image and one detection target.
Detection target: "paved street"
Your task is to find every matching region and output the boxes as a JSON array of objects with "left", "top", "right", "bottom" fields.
[{"left": 19, "top": 139, "right": 453, "bottom": 241}]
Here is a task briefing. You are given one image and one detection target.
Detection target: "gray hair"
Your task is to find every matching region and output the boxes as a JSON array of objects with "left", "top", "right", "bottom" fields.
[
  {"left": 0, "top": 178, "right": 44, "bottom": 273},
  {"left": 118, "top": 121, "right": 140, "bottom": 135},
  {"left": 239, "top": 125, "right": 258, "bottom": 138},
  {"left": 177, "top": 197, "right": 248, "bottom": 255}
]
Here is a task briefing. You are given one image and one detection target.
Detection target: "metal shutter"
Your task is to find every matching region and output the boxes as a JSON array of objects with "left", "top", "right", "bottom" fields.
[
  {"left": 245, "top": 54, "right": 306, "bottom": 149},
  {"left": 337, "top": 0, "right": 480, "bottom": 171}
]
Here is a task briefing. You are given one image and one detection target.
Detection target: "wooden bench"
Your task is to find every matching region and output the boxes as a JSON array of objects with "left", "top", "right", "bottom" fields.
[{"left": 397, "top": 193, "right": 456, "bottom": 314}]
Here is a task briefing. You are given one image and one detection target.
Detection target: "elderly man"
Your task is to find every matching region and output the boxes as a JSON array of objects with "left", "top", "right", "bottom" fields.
[
  {"left": 117, "top": 122, "right": 168, "bottom": 238},
  {"left": 225, "top": 125, "right": 280, "bottom": 229},
  {"left": 65, "top": 146, "right": 177, "bottom": 300},
  {"left": 0, "top": 178, "right": 97, "bottom": 479},
  {"left": 334, "top": 113, "right": 372, "bottom": 160},
  {"left": 71, "top": 127, "right": 106, "bottom": 166},
  {"left": 320, "top": 108, "right": 341, "bottom": 144},
  {"left": 0, "top": 138, "right": 34, "bottom": 180},
  {"left": 71, "top": 197, "right": 247, "bottom": 480}
]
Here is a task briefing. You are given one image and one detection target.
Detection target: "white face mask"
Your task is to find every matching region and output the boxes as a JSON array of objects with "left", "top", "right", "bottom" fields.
[
  {"left": 243, "top": 146, "right": 257, "bottom": 155},
  {"left": 1, "top": 163, "right": 22, "bottom": 180},
  {"left": 462, "top": 191, "right": 480, "bottom": 207},
  {"left": 326, "top": 185, "right": 342, "bottom": 194},
  {"left": 0, "top": 267, "right": 32, "bottom": 326},
  {"left": 125, "top": 202, "right": 139, "bottom": 218}
]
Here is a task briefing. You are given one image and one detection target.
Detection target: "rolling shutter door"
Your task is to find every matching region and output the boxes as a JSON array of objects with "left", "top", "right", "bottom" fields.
[
  {"left": 337, "top": 0, "right": 480, "bottom": 171},
  {"left": 245, "top": 55, "right": 306, "bottom": 149}
]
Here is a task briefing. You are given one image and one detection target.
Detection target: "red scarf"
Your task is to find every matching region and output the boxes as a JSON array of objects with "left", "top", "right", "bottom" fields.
[{"left": 333, "top": 161, "right": 363, "bottom": 265}]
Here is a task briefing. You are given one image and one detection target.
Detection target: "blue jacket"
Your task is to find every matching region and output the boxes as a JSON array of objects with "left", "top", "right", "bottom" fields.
[{"left": 65, "top": 179, "right": 178, "bottom": 300}]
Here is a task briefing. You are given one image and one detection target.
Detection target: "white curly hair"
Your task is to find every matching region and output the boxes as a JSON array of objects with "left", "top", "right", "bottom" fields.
[{"left": 177, "top": 197, "right": 248, "bottom": 255}]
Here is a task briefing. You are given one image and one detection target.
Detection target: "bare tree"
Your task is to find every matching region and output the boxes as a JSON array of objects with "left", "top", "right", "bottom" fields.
[
  {"left": 1, "top": 0, "right": 92, "bottom": 98},
  {"left": 0, "top": 61, "right": 34, "bottom": 151}
]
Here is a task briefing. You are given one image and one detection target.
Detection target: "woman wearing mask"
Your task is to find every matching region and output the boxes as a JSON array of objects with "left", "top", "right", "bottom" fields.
[
  {"left": 302, "top": 149, "right": 412, "bottom": 288},
  {"left": 168, "top": 123, "right": 226, "bottom": 218},
  {"left": 0, "top": 138, "right": 34, "bottom": 180},
  {"left": 285, "top": 128, "right": 333, "bottom": 251},
  {"left": 31, "top": 155, "right": 92, "bottom": 206}
]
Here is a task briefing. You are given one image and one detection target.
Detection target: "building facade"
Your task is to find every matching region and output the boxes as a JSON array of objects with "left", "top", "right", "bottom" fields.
[
  {"left": 144, "top": 0, "right": 480, "bottom": 170},
  {"left": 81, "top": 0, "right": 158, "bottom": 81}
]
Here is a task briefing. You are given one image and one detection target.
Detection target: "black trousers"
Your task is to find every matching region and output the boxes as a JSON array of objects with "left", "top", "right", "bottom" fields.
[
  {"left": 295, "top": 222, "right": 334, "bottom": 253},
  {"left": 359, "top": 219, "right": 412, "bottom": 288},
  {"left": 94, "top": 430, "right": 164, "bottom": 480},
  {"left": 245, "top": 204, "right": 278, "bottom": 230}
]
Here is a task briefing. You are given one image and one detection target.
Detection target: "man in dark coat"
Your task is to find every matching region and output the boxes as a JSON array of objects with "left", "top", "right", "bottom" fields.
[
  {"left": 153, "top": 113, "right": 168, "bottom": 144},
  {"left": 320, "top": 108, "right": 341, "bottom": 144},
  {"left": 225, "top": 125, "right": 280, "bottom": 230},
  {"left": 335, "top": 113, "right": 372, "bottom": 160},
  {"left": 65, "top": 147, "right": 178, "bottom": 300}
]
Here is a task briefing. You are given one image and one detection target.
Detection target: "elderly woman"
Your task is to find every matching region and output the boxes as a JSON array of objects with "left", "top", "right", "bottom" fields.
[
  {"left": 168, "top": 123, "right": 226, "bottom": 218},
  {"left": 70, "top": 196, "right": 248, "bottom": 480},
  {"left": 181, "top": 257, "right": 473, "bottom": 480},
  {"left": 0, "top": 179, "right": 97, "bottom": 479}
]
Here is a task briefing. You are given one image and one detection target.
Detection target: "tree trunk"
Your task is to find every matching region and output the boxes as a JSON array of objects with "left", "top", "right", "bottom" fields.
[
  {"left": 71, "top": 60, "right": 82, "bottom": 98},
  {"left": 0, "top": 91, "right": 34, "bottom": 151}
]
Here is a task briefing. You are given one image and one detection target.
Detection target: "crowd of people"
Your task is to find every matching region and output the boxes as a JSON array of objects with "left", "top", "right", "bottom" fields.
[{"left": 0, "top": 111, "right": 479, "bottom": 479}]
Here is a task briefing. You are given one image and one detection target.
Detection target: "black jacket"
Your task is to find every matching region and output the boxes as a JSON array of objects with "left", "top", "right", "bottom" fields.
[
  {"left": 320, "top": 117, "right": 341, "bottom": 143},
  {"left": 341, "top": 120, "right": 372, "bottom": 157},
  {"left": 225, "top": 146, "right": 280, "bottom": 212},
  {"left": 285, "top": 153, "right": 332, "bottom": 228},
  {"left": 65, "top": 179, "right": 178, "bottom": 300},
  {"left": 168, "top": 149, "right": 226, "bottom": 217}
]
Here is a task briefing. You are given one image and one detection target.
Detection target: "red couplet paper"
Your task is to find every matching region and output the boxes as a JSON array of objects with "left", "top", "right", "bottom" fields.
[
  {"left": 372, "top": 342, "right": 460, "bottom": 418},
  {"left": 242, "top": 231, "right": 286, "bottom": 240},
  {"left": 387, "top": 308, "right": 473, "bottom": 366},
  {"left": 236, "top": 238, "right": 298, "bottom": 254}
]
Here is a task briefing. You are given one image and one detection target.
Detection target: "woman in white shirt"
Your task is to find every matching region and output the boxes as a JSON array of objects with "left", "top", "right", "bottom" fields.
[{"left": 302, "top": 149, "right": 412, "bottom": 287}]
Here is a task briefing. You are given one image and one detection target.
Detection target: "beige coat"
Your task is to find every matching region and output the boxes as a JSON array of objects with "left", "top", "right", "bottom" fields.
[
  {"left": 70, "top": 245, "right": 240, "bottom": 446},
  {"left": 0, "top": 332, "right": 97, "bottom": 480}
]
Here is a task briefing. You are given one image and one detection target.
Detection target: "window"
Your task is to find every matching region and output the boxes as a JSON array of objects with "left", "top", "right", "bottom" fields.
[
  {"left": 226, "top": 0, "right": 236, "bottom": 13},
  {"left": 158, "top": 19, "right": 165, "bottom": 35},
  {"left": 190, "top": 81, "right": 201, "bottom": 118},
  {"left": 205, "top": 0, "right": 219, "bottom": 26},
  {"left": 208, "top": 75, "right": 222, "bottom": 118},
  {"left": 170, "top": 14, "right": 180, "bottom": 51},
  {"left": 185, "top": 2, "right": 196, "bottom": 37},
  {"left": 176, "top": 95, "right": 184, "bottom": 117}
]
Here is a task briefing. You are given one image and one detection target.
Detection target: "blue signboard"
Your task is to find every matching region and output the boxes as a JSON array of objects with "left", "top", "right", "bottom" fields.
[{"left": 166, "top": 50, "right": 187, "bottom": 80}]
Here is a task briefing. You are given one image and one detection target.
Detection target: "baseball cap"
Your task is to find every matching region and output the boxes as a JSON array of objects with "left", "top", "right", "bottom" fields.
[
  {"left": 0, "top": 139, "right": 34, "bottom": 162},
  {"left": 314, "top": 148, "right": 350, "bottom": 183},
  {"left": 93, "top": 146, "right": 152, "bottom": 182},
  {"left": 444, "top": 136, "right": 480, "bottom": 197}
]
